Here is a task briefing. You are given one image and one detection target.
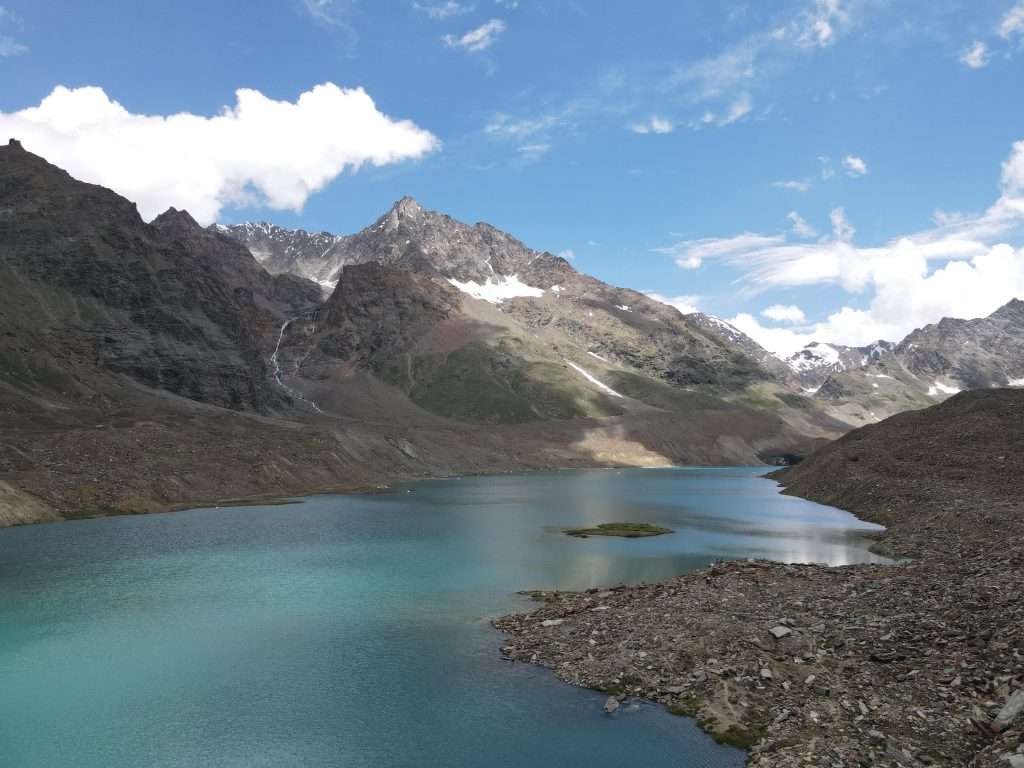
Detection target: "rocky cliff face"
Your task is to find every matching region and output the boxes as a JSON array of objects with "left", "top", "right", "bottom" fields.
[
  {"left": 896, "top": 299, "right": 1024, "bottom": 388},
  {"left": 212, "top": 221, "right": 351, "bottom": 290},
  {"left": 0, "top": 139, "right": 319, "bottom": 412}
]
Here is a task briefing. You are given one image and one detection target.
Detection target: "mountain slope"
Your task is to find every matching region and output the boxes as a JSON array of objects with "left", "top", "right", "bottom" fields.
[{"left": 0, "top": 139, "right": 320, "bottom": 412}]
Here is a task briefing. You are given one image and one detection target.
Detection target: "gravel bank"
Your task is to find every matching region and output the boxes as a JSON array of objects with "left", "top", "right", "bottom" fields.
[{"left": 496, "top": 390, "right": 1024, "bottom": 767}]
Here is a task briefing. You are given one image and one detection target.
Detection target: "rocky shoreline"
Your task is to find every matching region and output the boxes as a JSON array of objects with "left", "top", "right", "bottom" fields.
[{"left": 495, "top": 391, "right": 1024, "bottom": 767}]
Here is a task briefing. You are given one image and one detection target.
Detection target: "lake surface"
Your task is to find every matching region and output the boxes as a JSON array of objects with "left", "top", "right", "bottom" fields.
[{"left": 0, "top": 468, "right": 888, "bottom": 767}]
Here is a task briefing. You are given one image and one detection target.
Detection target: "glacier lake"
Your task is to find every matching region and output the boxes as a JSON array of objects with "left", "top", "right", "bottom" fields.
[{"left": 0, "top": 468, "right": 889, "bottom": 767}]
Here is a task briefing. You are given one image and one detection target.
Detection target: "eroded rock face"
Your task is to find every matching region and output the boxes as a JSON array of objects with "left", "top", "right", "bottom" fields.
[
  {"left": 896, "top": 299, "right": 1024, "bottom": 388},
  {"left": 317, "top": 261, "right": 462, "bottom": 373},
  {"left": 0, "top": 141, "right": 319, "bottom": 412}
]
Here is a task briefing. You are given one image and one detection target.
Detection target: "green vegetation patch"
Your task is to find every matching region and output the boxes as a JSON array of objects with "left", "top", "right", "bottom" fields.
[
  {"left": 603, "top": 369, "right": 728, "bottom": 414},
  {"left": 401, "top": 338, "right": 625, "bottom": 424},
  {"left": 565, "top": 522, "right": 674, "bottom": 538}
]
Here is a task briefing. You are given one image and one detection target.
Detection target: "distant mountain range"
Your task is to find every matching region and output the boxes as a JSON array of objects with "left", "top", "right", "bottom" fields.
[{"left": 1, "top": 137, "right": 1021, "bottom": 524}]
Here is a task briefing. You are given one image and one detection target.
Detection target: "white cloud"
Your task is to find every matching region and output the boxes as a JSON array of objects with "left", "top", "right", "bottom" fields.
[
  {"left": 730, "top": 243, "right": 1024, "bottom": 356},
  {"left": 656, "top": 233, "right": 785, "bottom": 272},
  {"left": 787, "top": 211, "right": 817, "bottom": 238},
  {"left": 773, "top": 179, "right": 812, "bottom": 192},
  {"left": 628, "top": 115, "right": 674, "bottom": 134},
  {"left": 413, "top": 1, "right": 473, "bottom": 19},
  {"left": 842, "top": 154, "right": 868, "bottom": 176},
  {"left": 795, "top": 0, "right": 850, "bottom": 49},
  {"left": 960, "top": 40, "right": 990, "bottom": 69},
  {"left": 644, "top": 292, "right": 700, "bottom": 315},
  {"left": 657, "top": 141, "right": 1024, "bottom": 356},
  {"left": 761, "top": 304, "right": 807, "bottom": 323},
  {"left": 557, "top": 249, "right": 576, "bottom": 261},
  {"left": 999, "top": 3, "right": 1024, "bottom": 40},
  {"left": 443, "top": 18, "right": 505, "bottom": 52},
  {"left": 818, "top": 155, "right": 835, "bottom": 179},
  {"left": 0, "top": 84, "right": 439, "bottom": 225}
]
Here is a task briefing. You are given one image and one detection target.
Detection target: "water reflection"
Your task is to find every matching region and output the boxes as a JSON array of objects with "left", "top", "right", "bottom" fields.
[{"left": 375, "top": 467, "right": 889, "bottom": 591}]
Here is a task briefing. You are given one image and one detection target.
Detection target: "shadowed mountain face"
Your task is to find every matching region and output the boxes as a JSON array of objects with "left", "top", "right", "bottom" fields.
[{"left": 0, "top": 139, "right": 321, "bottom": 412}]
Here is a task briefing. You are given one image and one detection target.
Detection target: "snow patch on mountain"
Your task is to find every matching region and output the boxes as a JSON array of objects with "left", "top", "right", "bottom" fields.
[
  {"left": 787, "top": 343, "right": 843, "bottom": 372},
  {"left": 566, "top": 362, "right": 623, "bottom": 398},
  {"left": 928, "top": 381, "right": 962, "bottom": 397},
  {"left": 447, "top": 274, "right": 543, "bottom": 304}
]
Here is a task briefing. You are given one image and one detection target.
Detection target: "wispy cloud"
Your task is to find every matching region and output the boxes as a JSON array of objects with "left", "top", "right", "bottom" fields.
[
  {"left": 485, "top": 112, "right": 562, "bottom": 138},
  {"left": 628, "top": 115, "right": 674, "bottom": 134},
  {"left": 0, "top": 6, "right": 27, "bottom": 57},
  {"left": 773, "top": 179, "right": 812, "bottom": 192},
  {"left": 842, "top": 154, "right": 868, "bottom": 177},
  {"left": 481, "top": 2, "right": 868, "bottom": 144},
  {"left": 443, "top": 18, "right": 506, "bottom": 52},
  {"left": 959, "top": 40, "right": 990, "bottom": 69},
  {"left": 413, "top": 1, "right": 473, "bottom": 19},
  {"left": 787, "top": 211, "right": 817, "bottom": 238},
  {"left": 516, "top": 143, "right": 551, "bottom": 161}
]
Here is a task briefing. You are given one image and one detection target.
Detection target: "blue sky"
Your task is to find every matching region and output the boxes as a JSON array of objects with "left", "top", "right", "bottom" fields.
[{"left": 2, "top": 0, "right": 1024, "bottom": 355}]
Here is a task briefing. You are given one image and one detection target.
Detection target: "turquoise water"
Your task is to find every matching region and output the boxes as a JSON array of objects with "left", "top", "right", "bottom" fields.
[{"left": 0, "top": 468, "right": 887, "bottom": 767}]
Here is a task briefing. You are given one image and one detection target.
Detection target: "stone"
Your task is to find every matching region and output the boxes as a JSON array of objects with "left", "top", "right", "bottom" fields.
[
  {"left": 604, "top": 696, "right": 619, "bottom": 715},
  {"left": 769, "top": 626, "right": 793, "bottom": 639},
  {"left": 541, "top": 618, "right": 564, "bottom": 627},
  {"left": 993, "top": 690, "right": 1024, "bottom": 733}
]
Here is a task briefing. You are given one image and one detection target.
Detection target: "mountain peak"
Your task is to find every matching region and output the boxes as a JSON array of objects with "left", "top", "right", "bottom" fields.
[
  {"left": 152, "top": 206, "right": 201, "bottom": 233},
  {"left": 7, "top": 138, "right": 24, "bottom": 151},
  {"left": 391, "top": 196, "right": 423, "bottom": 217}
]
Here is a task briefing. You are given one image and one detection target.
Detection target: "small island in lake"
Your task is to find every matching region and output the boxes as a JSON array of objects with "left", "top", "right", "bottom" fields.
[{"left": 565, "top": 522, "right": 674, "bottom": 538}]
